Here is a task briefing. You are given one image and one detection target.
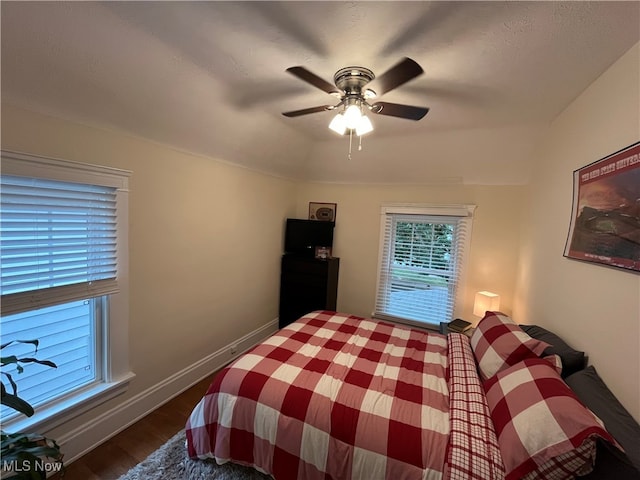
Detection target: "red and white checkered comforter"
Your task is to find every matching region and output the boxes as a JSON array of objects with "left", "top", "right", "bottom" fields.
[{"left": 186, "top": 311, "right": 504, "bottom": 479}]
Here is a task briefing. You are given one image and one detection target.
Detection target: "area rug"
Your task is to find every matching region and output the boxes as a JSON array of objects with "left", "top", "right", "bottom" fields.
[{"left": 118, "top": 430, "right": 272, "bottom": 480}]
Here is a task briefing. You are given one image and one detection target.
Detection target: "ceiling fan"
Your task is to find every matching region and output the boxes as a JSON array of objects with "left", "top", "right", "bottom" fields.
[{"left": 282, "top": 57, "right": 429, "bottom": 135}]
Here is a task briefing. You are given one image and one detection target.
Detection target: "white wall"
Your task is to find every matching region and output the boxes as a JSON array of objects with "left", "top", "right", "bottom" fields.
[
  {"left": 1, "top": 103, "right": 298, "bottom": 451},
  {"left": 514, "top": 43, "right": 640, "bottom": 421},
  {"left": 295, "top": 183, "right": 525, "bottom": 322}
]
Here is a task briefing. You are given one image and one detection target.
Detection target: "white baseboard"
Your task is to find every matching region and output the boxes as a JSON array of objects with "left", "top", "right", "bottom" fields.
[{"left": 57, "top": 317, "right": 279, "bottom": 465}]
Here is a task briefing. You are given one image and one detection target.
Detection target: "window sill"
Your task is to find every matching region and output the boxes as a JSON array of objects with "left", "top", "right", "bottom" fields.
[{"left": 3, "top": 372, "right": 135, "bottom": 434}]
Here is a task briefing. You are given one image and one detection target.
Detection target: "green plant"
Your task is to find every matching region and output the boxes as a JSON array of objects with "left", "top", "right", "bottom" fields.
[{"left": 1, "top": 340, "right": 64, "bottom": 479}]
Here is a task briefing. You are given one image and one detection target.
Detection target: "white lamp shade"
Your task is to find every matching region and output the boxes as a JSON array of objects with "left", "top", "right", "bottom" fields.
[
  {"left": 343, "top": 104, "right": 362, "bottom": 129},
  {"left": 355, "top": 115, "right": 373, "bottom": 136},
  {"left": 328, "top": 113, "right": 347, "bottom": 135},
  {"left": 473, "top": 291, "right": 500, "bottom": 317}
]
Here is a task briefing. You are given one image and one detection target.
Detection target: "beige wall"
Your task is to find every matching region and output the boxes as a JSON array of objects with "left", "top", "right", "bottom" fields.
[
  {"left": 304, "top": 125, "right": 543, "bottom": 185},
  {"left": 514, "top": 43, "right": 640, "bottom": 421},
  {"left": 295, "top": 183, "right": 525, "bottom": 322},
  {"left": 1, "top": 104, "right": 298, "bottom": 428}
]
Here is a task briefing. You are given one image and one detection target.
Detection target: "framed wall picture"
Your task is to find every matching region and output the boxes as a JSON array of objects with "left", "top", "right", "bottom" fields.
[
  {"left": 309, "top": 202, "right": 337, "bottom": 222},
  {"left": 314, "top": 246, "right": 332, "bottom": 260},
  {"left": 564, "top": 141, "right": 640, "bottom": 272}
]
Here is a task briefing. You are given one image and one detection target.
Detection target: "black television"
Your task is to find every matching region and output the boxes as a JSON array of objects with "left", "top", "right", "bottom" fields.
[{"left": 284, "top": 218, "right": 334, "bottom": 256}]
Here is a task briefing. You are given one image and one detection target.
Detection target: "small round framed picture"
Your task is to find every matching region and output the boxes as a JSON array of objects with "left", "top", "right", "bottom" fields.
[{"left": 309, "top": 202, "right": 337, "bottom": 222}]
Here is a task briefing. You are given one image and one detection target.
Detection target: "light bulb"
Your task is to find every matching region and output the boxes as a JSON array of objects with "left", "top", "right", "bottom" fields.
[
  {"left": 328, "top": 113, "right": 346, "bottom": 135},
  {"left": 356, "top": 115, "right": 373, "bottom": 136},
  {"left": 344, "top": 104, "right": 362, "bottom": 129}
]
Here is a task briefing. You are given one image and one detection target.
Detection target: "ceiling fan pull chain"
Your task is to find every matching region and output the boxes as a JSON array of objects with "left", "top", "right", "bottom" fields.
[
  {"left": 358, "top": 134, "right": 363, "bottom": 152},
  {"left": 348, "top": 129, "right": 353, "bottom": 160}
]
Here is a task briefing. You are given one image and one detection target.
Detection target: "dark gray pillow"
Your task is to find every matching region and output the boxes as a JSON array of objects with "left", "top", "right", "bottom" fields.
[
  {"left": 565, "top": 366, "right": 640, "bottom": 474},
  {"left": 520, "top": 324, "right": 585, "bottom": 377}
]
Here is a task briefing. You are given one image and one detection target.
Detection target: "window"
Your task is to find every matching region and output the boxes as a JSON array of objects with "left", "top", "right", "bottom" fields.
[
  {"left": 0, "top": 300, "right": 102, "bottom": 421},
  {"left": 0, "top": 151, "right": 132, "bottom": 430},
  {"left": 374, "top": 204, "right": 475, "bottom": 328}
]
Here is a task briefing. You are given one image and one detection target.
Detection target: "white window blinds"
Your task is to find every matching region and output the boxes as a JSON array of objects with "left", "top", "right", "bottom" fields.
[
  {"left": 374, "top": 204, "right": 474, "bottom": 326},
  {"left": 1, "top": 175, "right": 119, "bottom": 315}
]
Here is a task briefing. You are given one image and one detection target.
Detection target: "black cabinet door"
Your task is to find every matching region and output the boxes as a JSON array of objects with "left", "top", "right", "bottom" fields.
[{"left": 279, "top": 255, "right": 339, "bottom": 328}]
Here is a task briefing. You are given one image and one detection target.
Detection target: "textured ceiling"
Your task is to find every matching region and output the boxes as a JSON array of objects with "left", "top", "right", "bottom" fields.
[{"left": 2, "top": 1, "right": 639, "bottom": 182}]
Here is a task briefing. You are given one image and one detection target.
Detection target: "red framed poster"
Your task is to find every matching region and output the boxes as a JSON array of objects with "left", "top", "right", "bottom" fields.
[{"left": 564, "top": 141, "right": 640, "bottom": 272}]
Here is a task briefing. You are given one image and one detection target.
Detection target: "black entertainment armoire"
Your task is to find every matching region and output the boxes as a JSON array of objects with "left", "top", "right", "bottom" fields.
[{"left": 278, "top": 219, "right": 340, "bottom": 328}]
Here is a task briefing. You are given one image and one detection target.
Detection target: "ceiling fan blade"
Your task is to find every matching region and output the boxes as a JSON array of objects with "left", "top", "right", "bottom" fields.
[
  {"left": 365, "top": 57, "right": 424, "bottom": 97},
  {"left": 282, "top": 105, "right": 332, "bottom": 117},
  {"left": 370, "top": 102, "right": 429, "bottom": 120},
  {"left": 286, "top": 66, "right": 341, "bottom": 96}
]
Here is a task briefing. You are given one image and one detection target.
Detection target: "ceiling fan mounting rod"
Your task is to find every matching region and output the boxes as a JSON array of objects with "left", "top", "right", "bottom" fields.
[{"left": 333, "top": 66, "right": 375, "bottom": 96}]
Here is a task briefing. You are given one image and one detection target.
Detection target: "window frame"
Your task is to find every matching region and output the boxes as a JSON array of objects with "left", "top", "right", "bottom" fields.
[
  {"left": 1, "top": 150, "right": 134, "bottom": 433},
  {"left": 373, "top": 203, "right": 476, "bottom": 330},
  {"left": 0, "top": 297, "right": 104, "bottom": 423}
]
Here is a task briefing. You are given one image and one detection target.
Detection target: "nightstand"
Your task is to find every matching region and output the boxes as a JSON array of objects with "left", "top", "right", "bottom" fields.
[{"left": 439, "top": 321, "right": 475, "bottom": 337}]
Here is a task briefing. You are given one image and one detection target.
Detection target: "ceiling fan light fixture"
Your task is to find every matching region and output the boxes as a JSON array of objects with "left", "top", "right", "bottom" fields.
[
  {"left": 343, "top": 104, "right": 362, "bottom": 129},
  {"left": 328, "top": 113, "right": 347, "bottom": 135},
  {"left": 356, "top": 115, "right": 373, "bottom": 136}
]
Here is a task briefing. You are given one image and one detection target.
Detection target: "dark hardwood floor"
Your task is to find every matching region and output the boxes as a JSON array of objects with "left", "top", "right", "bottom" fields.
[{"left": 53, "top": 373, "right": 217, "bottom": 480}]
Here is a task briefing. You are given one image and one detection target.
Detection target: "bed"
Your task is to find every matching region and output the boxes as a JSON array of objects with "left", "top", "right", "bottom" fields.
[{"left": 185, "top": 310, "right": 640, "bottom": 480}]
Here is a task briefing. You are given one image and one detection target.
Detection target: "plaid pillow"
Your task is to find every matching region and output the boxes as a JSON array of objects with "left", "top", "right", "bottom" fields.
[
  {"left": 470, "top": 312, "right": 550, "bottom": 380},
  {"left": 484, "top": 358, "right": 615, "bottom": 480},
  {"left": 542, "top": 354, "right": 563, "bottom": 376}
]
